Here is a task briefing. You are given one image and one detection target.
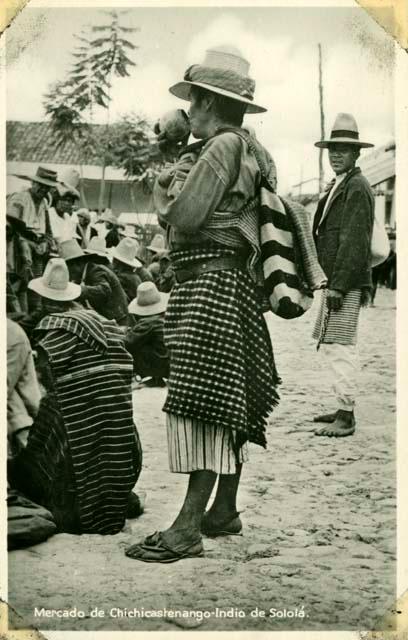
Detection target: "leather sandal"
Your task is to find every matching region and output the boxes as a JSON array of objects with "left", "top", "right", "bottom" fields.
[{"left": 125, "top": 531, "right": 204, "bottom": 563}]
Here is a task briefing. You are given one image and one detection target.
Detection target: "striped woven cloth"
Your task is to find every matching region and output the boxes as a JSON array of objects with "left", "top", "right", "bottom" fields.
[
  {"left": 34, "top": 309, "right": 142, "bottom": 534},
  {"left": 198, "top": 136, "right": 326, "bottom": 318},
  {"left": 312, "top": 289, "right": 362, "bottom": 347},
  {"left": 164, "top": 245, "right": 280, "bottom": 448}
]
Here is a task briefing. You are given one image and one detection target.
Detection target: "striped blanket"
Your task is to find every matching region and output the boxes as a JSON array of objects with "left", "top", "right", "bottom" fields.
[
  {"left": 33, "top": 309, "right": 142, "bottom": 534},
  {"left": 201, "top": 127, "right": 327, "bottom": 319}
]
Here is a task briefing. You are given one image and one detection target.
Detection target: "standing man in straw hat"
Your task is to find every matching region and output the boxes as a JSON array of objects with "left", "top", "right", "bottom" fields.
[
  {"left": 126, "top": 45, "right": 280, "bottom": 563},
  {"left": 312, "top": 113, "right": 374, "bottom": 437},
  {"left": 7, "top": 166, "right": 61, "bottom": 310}
]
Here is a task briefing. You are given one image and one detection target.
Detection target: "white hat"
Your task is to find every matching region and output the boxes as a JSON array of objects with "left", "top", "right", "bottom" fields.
[
  {"left": 84, "top": 236, "right": 109, "bottom": 258},
  {"left": 128, "top": 281, "right": 169, "bottom": 316},
  {"left": 315, "top": 113, "right": 374, "bottom": 149},
  {"left": 112, "top": 237, "right": 142, "bottom": 268},
  {"left": 28, "top": 258, "right": 81, "bottom": 301},
  {"left": 147, "top": 234, "right": 167, "bottom": 255},
  {"left": 58, "top": 238, "right": 86, "bottom": 262},
  {"left": 169, "top": 45, "right": 266, "bottom": 115}
]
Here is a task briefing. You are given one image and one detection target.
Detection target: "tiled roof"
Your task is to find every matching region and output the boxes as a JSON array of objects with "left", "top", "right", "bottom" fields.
[{"left": 6, "top": 120, "right": 104, "bottom": 165}]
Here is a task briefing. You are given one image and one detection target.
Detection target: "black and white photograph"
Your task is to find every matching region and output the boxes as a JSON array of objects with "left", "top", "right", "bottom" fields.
[{"left": 1, "top": 0, "right": 405, "bottom": 636}]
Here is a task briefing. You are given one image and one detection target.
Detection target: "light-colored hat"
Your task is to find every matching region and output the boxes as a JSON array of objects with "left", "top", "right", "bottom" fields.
[
  {"left": 128, "top": 281, "right": 169, "bottom": 316},
  {"left": 119, "top": 227, "right": 139, "bottom": 241},
  {"left": 13, "top": 166, "right": 60, "bottom": 188},
  {"left": 28, "top": 258, "right": 81, "bottom": 301},
  {"left": 315, "top": 113, "right": 374, "bottom": 149},
  {"left": 112, "top": 237, "right": 142, "bottom": 268},
  {"left": 84, "top": 236, "right": 109, "bottom": 258},
  {"left": 103, "top": 212, "right": 118, "bottom": 225},
  {"left": 56, "top": 183, "right": 80, "bottom": 200},
  {"left": 77, "top": 208, "right": 91, "bottom": 222},
  {"left": 58, "top": 238, "right": 86, "bottom": 262},
  {"left": 147, "top": 234, "right": 167, "bottom": 254},
  {"left": 169, "top": 45, "right": 266, "bottom": 115}
]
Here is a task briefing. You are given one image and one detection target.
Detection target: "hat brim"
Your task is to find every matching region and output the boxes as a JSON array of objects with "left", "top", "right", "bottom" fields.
[
  {"left": 13, "top": 173, "right": 61, "bottom": 188},
  {"left": 146, "top": 246, "right": 168, "bottom": 255},
  {"left": 169, "top": 81, "right": 267, "bottom": 114},
  {"left": 315, "top": 138, "right": 374, "bottom": 149},
  {"left": 84, "top": 248, "right": 109, "bottom": 258},
  {"left": 59, "top": 183, "right": 80, "bottom": 199},
  {"left": 112, "top": 251, "right": 142, "bottom": 269},
  {"left": 28, "top": 278, "right": 82, "bottom": 301},
  {"left": 128, "top": 293, "right": 169, "bottom": 316}
]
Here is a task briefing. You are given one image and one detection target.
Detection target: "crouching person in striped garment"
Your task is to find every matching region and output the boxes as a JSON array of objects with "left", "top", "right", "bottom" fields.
[
  {"left": 125, "top": 46, "right": 280, "bottom": 563},
  {"left": 9, "top": 258, "right": 143, "bottom": 534},
  {"left": 312, "top": 113, "right": 375, "bottom": 437}
]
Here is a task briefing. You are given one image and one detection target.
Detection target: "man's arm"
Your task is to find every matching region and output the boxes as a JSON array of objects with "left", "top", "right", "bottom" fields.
[{"left": 80, "top": 266, "right": 112, "bottom": 307}]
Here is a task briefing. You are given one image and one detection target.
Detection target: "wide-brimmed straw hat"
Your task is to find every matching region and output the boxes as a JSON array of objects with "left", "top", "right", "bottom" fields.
[
  {"left": 28, "top": 258, "right": 81, "bottom": 301},
  {"left": 112, "top": 237, "right": 142, "bottom": 268},
  {"left": 315, "top": 113, "right": 374, "bottom": 149},
  {"left": 146, "top": 234, "right": 167, "bottom": 255},
  {"left": 56, "top": 183, "right": 80, "bottom": 200},
  {"left": 84, "top": 236, "right": 109, "bottom": 258},
  {"left": 169, "top": 45, "right": 266, "bottom": 115},
  {"left": 13, "top": 166, "right": 61, "bottom": 188},
  {"left": 58, "top": 238, "right": 86, "bottom": 262},
  {"left": 128, "top": 281, "right": 169, "bottom": 316}
]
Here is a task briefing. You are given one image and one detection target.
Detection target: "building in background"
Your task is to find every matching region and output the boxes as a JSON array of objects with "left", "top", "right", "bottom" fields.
[{"left": 6, "top": 121, "right": 158, "bottom": 218}]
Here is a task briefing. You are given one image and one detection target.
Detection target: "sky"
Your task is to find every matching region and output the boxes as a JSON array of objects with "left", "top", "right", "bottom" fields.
[{"left": 5, "top": 5, "right": 395, "bottom": 194}]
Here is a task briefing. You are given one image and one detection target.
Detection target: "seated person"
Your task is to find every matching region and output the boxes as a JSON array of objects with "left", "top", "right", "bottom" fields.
[
  {"left": 125, "top": 282, "right": 170, "bottom": 388},
  {"left": 9, "top": 258, "right": 144, "bottom": 534},
  {"left": 59, "top": 238, "right": 129, "bottom": 326}
]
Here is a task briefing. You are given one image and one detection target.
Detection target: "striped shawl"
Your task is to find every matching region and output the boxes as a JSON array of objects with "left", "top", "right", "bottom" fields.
[{"left": 33, "top": 309, "right": 142, "bottom": 534}]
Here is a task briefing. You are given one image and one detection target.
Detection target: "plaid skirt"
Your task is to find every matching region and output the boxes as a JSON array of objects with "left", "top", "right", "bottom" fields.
[
  {"left": 312, "top": 289, "right": 363, "bottom": 346},
  {"left": 163, "top": 246, "right": 280, "bottom": 448}
]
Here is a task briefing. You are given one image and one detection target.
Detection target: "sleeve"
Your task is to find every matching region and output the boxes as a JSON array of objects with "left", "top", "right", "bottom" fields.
[
  {"left": 154, "top": 133, "right": 242, "bottom": 233},
  {"left": 80, "top": 267, "right": 112, "bottom": 307},
  {"left": 6, "top": 192, "right": 25, "bottom": 219},
  {"left": 330, "top": 182, "right": 374, "bottom": 293}
]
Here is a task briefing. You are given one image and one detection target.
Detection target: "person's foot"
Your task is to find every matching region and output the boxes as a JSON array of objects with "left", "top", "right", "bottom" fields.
[
  {"left": 314, "top": 410, "right": 356, "bottom": 437},
  {"left": 125, "top": 527, "right": 203, "bottom": 562},
  {"left": 201, "top": 510, "right": 242, "bottom": 536},
  {"left": 126, "top": 491, "right": 146, "bottom": 519},
  {"left": 313, "top": 411, "right": 338, "bottom": 423}
]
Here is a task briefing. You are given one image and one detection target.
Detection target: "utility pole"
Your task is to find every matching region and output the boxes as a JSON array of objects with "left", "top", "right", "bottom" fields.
[{"left": 318, "top": 43, "right": 325, "bottom": 196}]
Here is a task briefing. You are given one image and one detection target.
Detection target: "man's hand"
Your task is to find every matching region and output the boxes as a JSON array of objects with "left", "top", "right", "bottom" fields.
[{"left": 326, "top": 289, "right": 344, "bottom": 312}]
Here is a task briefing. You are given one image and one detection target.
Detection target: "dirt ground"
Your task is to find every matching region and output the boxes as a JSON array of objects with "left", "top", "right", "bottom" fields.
[{"left": 7, "top": 288, "right": 396, "bottom": 634}]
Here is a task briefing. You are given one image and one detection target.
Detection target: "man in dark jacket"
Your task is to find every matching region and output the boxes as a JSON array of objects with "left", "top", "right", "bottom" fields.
[
  {"left": 312, "top": 113, "right": 374, "bottom": 437},
  {"left": 59, "top": 239, "right": 129, "bottom": 325}
]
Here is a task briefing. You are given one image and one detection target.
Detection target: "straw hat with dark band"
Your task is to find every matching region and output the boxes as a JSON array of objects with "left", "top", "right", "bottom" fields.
[
  {"left": 315, "top": 113, "right": 374, "bottom": 149},
  {"left": 169, "top": 45, "right": 266, "bottom": 115},
  {"left": 13, "top": 166, "right": 61, "bottom": 187}
]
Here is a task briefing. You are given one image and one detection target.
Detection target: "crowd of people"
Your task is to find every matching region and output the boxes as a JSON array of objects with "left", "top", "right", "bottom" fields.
[{"left": 6, "top": 44, "right": 392, "bottom": 561}]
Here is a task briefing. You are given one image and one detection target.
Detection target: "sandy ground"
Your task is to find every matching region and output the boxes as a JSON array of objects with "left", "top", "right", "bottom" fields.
[{"left": 7, "top": 288, "right": 396, "bottom": 633}]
